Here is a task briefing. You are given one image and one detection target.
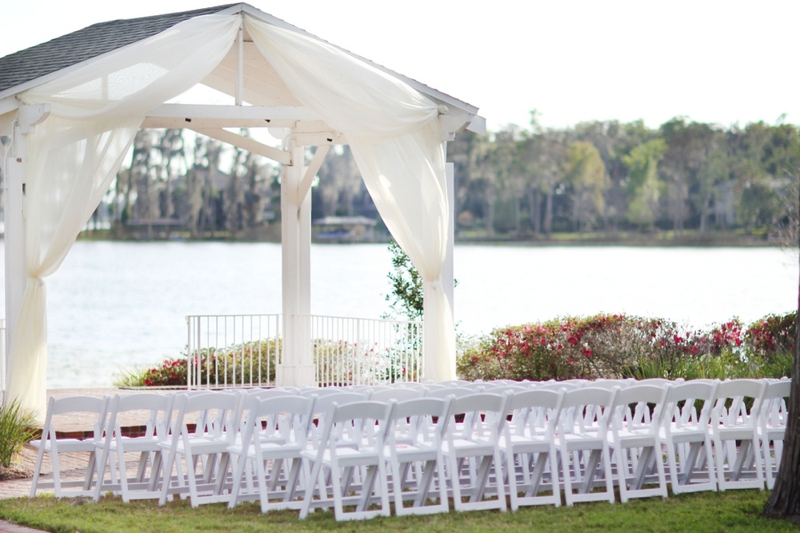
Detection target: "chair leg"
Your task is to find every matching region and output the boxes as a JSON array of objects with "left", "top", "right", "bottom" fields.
[{"left": 29, "top": 442, "right": 47, "bottom": 499}]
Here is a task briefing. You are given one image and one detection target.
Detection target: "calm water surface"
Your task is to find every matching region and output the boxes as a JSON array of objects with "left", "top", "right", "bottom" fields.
[{"left": 0, "top": 242, "right": 796, "bottom": 388}]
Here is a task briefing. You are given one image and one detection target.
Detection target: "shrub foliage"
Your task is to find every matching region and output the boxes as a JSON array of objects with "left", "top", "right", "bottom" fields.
[{"left": 456, "top": 312, "right": 795, "bottom": 381}]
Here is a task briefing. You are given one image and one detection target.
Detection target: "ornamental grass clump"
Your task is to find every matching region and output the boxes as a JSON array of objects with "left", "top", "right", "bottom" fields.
[{"left": 0, "top": 400, "right": 37, "bottom": 468}]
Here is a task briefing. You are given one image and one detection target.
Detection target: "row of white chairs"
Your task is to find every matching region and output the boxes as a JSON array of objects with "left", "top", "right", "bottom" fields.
[{"left": 28, "top": 377, "right": 790, "bottom": 521}]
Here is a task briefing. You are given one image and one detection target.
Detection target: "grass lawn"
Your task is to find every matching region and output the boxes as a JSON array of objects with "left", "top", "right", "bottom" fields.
[{"left": 0, "top": 490, "right": 798, "bottom": 533}]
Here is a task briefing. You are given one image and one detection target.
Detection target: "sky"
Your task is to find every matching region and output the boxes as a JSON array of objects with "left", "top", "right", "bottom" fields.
[{"left": 2, "top": 0, "right": 799, "bottom": 132}]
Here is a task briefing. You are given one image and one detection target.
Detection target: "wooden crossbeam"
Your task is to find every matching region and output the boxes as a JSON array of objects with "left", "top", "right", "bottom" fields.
[
  {"left": 190, "top": 127, "right": 291, "bottom": 165},
  {"left": 297, "top": 145, "right": 330, "bottom": 202},
  {"left": 142, "top": 104, "right": 321, "bottom": 129}
]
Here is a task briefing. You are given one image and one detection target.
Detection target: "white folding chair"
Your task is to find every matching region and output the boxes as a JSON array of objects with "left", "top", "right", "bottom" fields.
[
  {"left": 499, "top": 388, "right": 565, "bottom": 510},
  {"left": 608, "top": 384, "right": 669, "bottom": 502},
  {"left": 369, "top": 388, "right": 424, "bottom": 403},
  {"left": 300, "top": 400, "right": 395, "bottom": 521},
  {"left": 556, "top": 387, "right": 617, "bottom": 506},
  {"left": 158, "top": 390, "right": 244, "bottom": 506},
  {"left": 759, "top": 379, "right": 791, "bottom": 489},
  {"left": 384, "top": 397, "right": 452, "bottom": 516},
  {"left": 711, "top": 379, "right": 767, "bottom": 491},
  {"left": 228, "top": 395, "right": 315, "bottom": 512},
  {"left": 590, "top": 379, "right": 635, "bottom": 390},
  {"left": 30, "top": 395, "right": 109, "bottom": 498},
  {"left": 660, "top": 380, "right": 718, "bottom": 494},
  {"left": 93, "top": 392, "right": 174, "bottom": 502},
  {"left": 442, "top": 392, "right": 511, "bottom": 513}
]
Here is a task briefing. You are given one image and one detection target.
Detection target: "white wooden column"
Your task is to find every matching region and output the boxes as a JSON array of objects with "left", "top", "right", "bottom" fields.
[
  {"left": 3, "top": 122, "right": 27, "bottom": 403},
  {"left": 277, "top": 139, "right": 315, "bottom": 387}
]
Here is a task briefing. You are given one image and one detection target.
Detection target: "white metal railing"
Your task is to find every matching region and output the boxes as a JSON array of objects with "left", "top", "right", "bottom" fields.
[
  {"left": 186, "top": 314, "right": 282, "bottom": 389},
  {"left": 186, "top": 314, "right": 422, "bottom": 388},
  {"left": 311, "top": 315, "right": 422, "bottom": 386}
]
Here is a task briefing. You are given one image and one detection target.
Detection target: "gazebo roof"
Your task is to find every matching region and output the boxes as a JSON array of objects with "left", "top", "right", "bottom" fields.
[
  {"left": 0, "top": 5, "right": 237, "bottom": 96},
  {"left": 0, "top": 3, "right": 481, "bottom": 121}
]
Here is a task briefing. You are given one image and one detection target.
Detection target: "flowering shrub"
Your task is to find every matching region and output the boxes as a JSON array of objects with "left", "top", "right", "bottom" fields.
[
  {"left": 745, "top": 312, "right": 796, "bottom": 358},
  {"left": 457, "top": 312, "right": 795, "bottom": 382},
  {"left": 136, "top": 339, "right": 281, "bottom": 387},
  {"left": 142, "top": 358, "right": 189, "bottom": 387}
]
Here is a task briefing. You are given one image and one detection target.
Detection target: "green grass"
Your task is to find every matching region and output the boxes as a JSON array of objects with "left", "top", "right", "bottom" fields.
[{"left": 0, "top": 490, "right": 797, "bottom": 533}]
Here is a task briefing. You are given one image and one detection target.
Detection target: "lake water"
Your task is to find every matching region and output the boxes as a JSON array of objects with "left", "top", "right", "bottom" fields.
[{"left": 0, "top": 242, "right": 797, "bottom": 388}]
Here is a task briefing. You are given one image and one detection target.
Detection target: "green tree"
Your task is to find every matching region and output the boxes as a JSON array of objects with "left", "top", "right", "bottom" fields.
[
  {"left": 384, "top": 240, "right": 424, "bottom": 321},
  {"left": 564, "top": 141, "right": 609, "bottom": 232},
  {"left": 622, "top": 139, "right": 666, "bottom": 229}
]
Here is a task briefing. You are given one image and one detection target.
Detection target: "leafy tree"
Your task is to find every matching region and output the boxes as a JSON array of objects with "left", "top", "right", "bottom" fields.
[
  {"left": 564, "top": 141, "right": 608, "bottom": 232},
  {"left": 384, "top": 240, "right": 424, "bottom": 321},
  {"left": 622, "top": 139, "right": 666, "bottom": 229}
]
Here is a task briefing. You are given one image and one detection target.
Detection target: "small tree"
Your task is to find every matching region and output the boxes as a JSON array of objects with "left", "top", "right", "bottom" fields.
[{"left": 384, "top": 240, "right": 424, "bottom": 321}]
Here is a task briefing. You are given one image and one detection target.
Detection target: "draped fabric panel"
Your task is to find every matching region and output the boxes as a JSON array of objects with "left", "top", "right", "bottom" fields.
[
  {"left": 6, "top": 11, "right": 459, "bottom": 417},
  {"left": 7, "top": 15, "right": 240, "bottom": 416},
  {"left": 245, "top": 16, "right": 456, "bottom": 382}
]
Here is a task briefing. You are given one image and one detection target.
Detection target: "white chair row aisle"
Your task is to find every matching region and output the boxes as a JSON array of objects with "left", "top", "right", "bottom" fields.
[{"left": 28, "top": 376, "right": 791, "bottom": 522}]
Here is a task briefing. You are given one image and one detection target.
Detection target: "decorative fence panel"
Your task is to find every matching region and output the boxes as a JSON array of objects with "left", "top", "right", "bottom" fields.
[
  {"left": 186, "top": 314, "right": 282, "bottom": 389},
  {"left": 311, "top": 315, "right": 422, "bottom": 387},
  {"left": 186, "top": 314, "right": 422, "bottom": 388}
]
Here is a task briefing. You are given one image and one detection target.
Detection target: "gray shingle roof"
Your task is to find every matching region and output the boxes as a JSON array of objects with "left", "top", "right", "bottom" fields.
[{"left": 0, "top": 4, "right": 238, "bottom": 95}]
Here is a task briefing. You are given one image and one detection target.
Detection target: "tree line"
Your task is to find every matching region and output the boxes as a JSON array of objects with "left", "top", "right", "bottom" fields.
[
  {"left": 81, "top": 116, "right": 800, "bottom": 241},
  {"left": 449, "top": 114, "right": 800, "bottom": 240}
]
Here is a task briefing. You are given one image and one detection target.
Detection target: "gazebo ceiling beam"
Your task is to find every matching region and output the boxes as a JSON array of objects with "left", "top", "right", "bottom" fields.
[
  {"left": 189, "top": 126, "right": 291, "bottom": 165},
  {"left": 143, "top": 103, "right": 321, "bottom": 127}
]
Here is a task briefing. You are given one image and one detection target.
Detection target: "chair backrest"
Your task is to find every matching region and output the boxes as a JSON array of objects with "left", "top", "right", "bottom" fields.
[
  {"left": 313, "top": 400, "right": 395, "bottom": 454},
  {"left": 439, "top": 380, "right": 471, "bottom": 387},
  {"left": 506, "top": 389, "right": 565, "bottom": 440},
  {"left": 301, "top": 387, "right": 349, "bottom": 398},
  {"left": 109, "top": 392, "right": 174, "bottom": 439},
  {"left": 712, "top": 379, "right": 767, "bottom": 430},
  {"left": 534, "top": 381, "right": 582, "bottom": 392},
  {"left": 172, "top": 390, "right": 243, "bottom": 441},
  {"left": 610, "top": 384, "right": 670, "bottom": 433},
  {"left": 559, "top": 386, "right": 618, "bottom": 435},
  {"left": 448, "top": 392, "right": 511, "bottom": 440},
  {"left": 242, "top": 395, "right": 315, "bottom": 452},
  {"left": 388, "top": 397, "right": 452, "bottom": 448},
  {"left": 369, "top": 388, "right": 423, "bottom": 403},
  {"left": 761, "top": 379, "right": 791, "bottom": 430},
  {"left": 43, "top": 395, "right": 109, "bottom": 443},
  {"left": 639, "top": 378, "right": 684, "bottom": 387},
  {"left": 662, "top": 380, "right": 718, "bottom": 429},
  {"left": 425, "top": 387, "right": 479, "bottom": 400},
  {"left": 591, "top": 379, "right": 635, "bottom": 390},
  {"left": 485, "top": 385, "right": 528, "bottom": 395},
  {"left": 311, "top": 391, "right": 369, "bottom": 418}
]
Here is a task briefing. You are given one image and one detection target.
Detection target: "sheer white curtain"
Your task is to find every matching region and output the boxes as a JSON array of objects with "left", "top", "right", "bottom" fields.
[
  {"left": 245, "top": 16, "right": 455, "bottom": 381},
  {"left": 7, "top": 14, "right": 239, "bottom": 415}
]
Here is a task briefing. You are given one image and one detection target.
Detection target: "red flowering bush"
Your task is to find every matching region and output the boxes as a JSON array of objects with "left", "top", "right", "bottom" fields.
[
  {"left": 142, "top": 358, "right": 188, "bottom": 387},
  {"left": 745, "top": 312, "right": 796, "bottom": 359},
  {"left": 457, "top": 312, "right": 795, "bottom": 382}
]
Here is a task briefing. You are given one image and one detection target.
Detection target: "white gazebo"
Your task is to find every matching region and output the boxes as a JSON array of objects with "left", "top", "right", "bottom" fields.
[{"left": 0, "top": 3, "right": 485, "bottom": 416}]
